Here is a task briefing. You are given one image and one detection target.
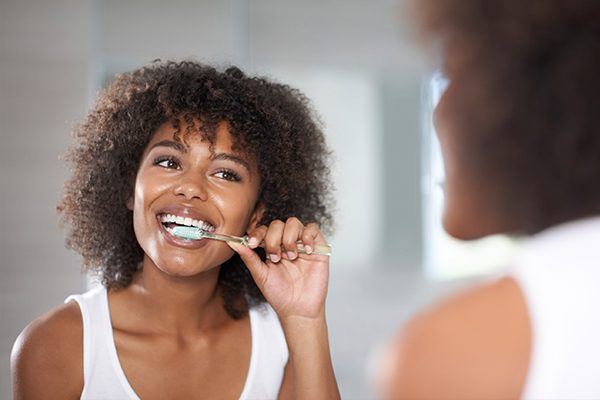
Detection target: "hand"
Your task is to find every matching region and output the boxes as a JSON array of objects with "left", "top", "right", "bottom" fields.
[{"left": 227, "top": 217, "right": 330, "bottom": 321}]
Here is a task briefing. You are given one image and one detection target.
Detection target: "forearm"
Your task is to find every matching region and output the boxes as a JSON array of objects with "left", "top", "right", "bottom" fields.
[{"left": 281, "top": 314, "right": 340, "bottom": 400}]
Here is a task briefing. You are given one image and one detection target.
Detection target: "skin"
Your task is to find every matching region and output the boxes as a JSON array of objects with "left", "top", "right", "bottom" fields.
[
  {"left": 12, "top": 120, "right": 340, "bottom": 400},
  {"left": 434, "top": 76, "right": 515, "bottom": 240},
  {"left": 378, "top": 78, "right": 532, "bottom": 399}
]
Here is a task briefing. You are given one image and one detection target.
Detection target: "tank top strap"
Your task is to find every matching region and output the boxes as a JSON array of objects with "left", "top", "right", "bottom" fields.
[
  {"left": 65, "top": 288, "right": 97, "bottom": 387},
  {"left": 509, "top": 217, "right": 600, "bottom": 398},
  {"left": 65, "top": 286, "right": 140, "bottom": 399},
  {"left": 240, "top": 303, "right": 289, "bottom": 399}
]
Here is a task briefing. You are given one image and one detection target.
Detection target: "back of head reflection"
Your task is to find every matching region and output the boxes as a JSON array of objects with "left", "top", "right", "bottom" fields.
[{"left": 379, "top": 1, "right": 600, "bottom": 398}]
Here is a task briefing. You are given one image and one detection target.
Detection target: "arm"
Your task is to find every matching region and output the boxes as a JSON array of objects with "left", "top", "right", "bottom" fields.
[
  {"left": 278, "top": 314, "right": 338, "bottom": 400},
  {"left": 229, "top": 218, "right": 340, "bottom": 400},
  {"left": 11, "top": 302, "right": 84, "bottom": 400}
]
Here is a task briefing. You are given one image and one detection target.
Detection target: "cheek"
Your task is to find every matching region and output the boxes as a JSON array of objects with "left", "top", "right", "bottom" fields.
[
  {"left": 212, "top": 188, "right": 260, "bottom": 231},
  {"left": 133, "top": 170, "right": 169, "bottom": 207},
  {"left": 434, "top": 123, "right": 486, "bottom": 238},
  {"left": 131, "top": 172, "right": 168, "bottom": 233},
  {"left": 434, "top": 103, "right": 471, "bottom": 190},
  {"left": 441, "top": 158, "right": 498, "bottom": 239}
]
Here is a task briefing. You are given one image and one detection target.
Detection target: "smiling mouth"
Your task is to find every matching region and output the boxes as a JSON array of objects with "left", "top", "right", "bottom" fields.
[{"left": 157, "top": 213, "right": 216, "bottom": 239}]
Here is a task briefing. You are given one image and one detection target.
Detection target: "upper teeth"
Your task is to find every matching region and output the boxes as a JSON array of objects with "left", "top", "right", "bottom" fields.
[{"left": 159, "top": 214, "right": 214, "bottom": 231}]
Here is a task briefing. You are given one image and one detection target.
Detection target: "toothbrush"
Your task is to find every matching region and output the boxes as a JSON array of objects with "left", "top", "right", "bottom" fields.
[{"left": 170, "top": 226, "right": 332, "bottom": 257}]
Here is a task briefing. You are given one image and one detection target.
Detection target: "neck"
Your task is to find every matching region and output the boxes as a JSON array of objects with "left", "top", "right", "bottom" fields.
[{"left": 130, "top": 255, "right": 228, "bottom": 334}]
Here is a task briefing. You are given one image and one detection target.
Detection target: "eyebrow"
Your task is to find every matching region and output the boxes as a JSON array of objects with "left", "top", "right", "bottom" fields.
[
  {"left": 210, "top": 153, "right": 251, "bottom": 172},
  {"left": 149, "top": 140, "right": 188, "bottom": 153},
  {"left": 149, "top": 140, "right": 251, "bottom": 172}
]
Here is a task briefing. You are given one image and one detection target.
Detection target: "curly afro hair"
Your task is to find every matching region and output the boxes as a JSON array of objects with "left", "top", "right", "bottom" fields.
[
  {"left": 415, "top": 0, "right": 600, "bottom": 234},
  {"left": 57, "top": 60, "right": 334, "bottom": 318}
]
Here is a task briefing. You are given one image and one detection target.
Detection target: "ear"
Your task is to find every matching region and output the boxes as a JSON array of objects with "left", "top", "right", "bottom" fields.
[
  {"left": 246, "top": 202, "right": 266, "bottom": 233},
  {"left": 125, "top": 176, "right": 136, "bottom": 211},
  {"left": 126, "top": 194, "right": 134, "bottom": 211}
]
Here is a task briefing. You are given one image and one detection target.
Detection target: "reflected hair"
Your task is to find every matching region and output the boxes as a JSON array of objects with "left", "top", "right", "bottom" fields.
[{"left": 415, "top": 0, "right": 600, "bottom": 234}]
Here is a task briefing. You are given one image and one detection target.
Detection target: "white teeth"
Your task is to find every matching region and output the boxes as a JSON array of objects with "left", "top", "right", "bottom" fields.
[
  {"left": 159, "top": 213, "right": 214, "bottom": 231},
  {"left": 159, "top": 214, "right": 174, "bottom": 223}
]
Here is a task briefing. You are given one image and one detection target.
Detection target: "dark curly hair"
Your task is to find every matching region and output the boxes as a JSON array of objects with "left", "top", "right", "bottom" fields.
[
  {"left": 415, "top": 0, "right": 600, "bottom": 234},
  {"left": 57, "top": 60, "right": 334, "bottom": 318}
]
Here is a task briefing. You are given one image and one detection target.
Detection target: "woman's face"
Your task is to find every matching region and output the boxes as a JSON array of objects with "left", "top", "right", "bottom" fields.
[
  {"left": 128, "top": 120, "right": 263, "bottom": 277},
  {"left": 434, "top": 79, "right": 504, "bottom": 240}
]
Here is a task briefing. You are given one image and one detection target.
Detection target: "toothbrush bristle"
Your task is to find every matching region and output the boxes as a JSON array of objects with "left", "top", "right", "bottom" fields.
[{"left": 171, "top": 226, "right": 204, "bottom": 240}]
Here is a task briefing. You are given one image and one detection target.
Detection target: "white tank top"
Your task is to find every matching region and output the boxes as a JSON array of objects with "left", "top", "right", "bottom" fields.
[
  {"left": 64, "top": 286, "right": 288, "bottom": 400},
  {"left": 510, "top": 216, "right": 600, "bottom": 399}
]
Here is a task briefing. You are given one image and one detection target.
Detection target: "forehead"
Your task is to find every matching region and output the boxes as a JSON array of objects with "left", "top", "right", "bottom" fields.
[
  {"left": 147, "top": 120, "right": 235, "bottom": 151},
  {"left": 143, "top": 119, "right": 258, "bottom": 173}
]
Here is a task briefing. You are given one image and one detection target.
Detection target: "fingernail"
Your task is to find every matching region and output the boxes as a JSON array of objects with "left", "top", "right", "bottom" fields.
[
  {"left": 305, "top": 245, "right": 313, "bottom": 254},
  {"left": 248, "top": 237, "right": 258, "bottom": 247},
  {"left": 269, "top": 254, "right": 280, "bottom": 263},
  {"left": 287, "top": 251, "right": 297, "bottom": 260}
]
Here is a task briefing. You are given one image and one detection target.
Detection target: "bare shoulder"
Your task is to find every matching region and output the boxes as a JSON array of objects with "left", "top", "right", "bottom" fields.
[
  {"left": 11, "top": 300, "right": 84, "bottom": 399},
  {"left": 381, "top": 277, "right": 531, "bottom": 399}
]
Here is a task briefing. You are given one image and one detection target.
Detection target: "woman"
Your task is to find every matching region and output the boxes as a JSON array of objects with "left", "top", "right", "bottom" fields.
[
  {"left": 380, "top": 1, "right": 600, "bottom": 398},
  {"left": 11, "top": 61, "right": 340, "bottom": 399}
]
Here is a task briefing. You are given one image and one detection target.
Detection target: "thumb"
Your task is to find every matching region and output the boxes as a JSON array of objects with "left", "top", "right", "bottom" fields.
[{"left": 228, "top": 241, "right": 269, "bottom": 287}]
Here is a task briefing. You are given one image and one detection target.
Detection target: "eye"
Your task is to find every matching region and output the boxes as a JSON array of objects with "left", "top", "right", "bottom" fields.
[
  {"left": 153, "top": 155, "right": 181, "bottom": 170},
  {"left": 214, "top": 169, "right": 241, "bottom": 182}
]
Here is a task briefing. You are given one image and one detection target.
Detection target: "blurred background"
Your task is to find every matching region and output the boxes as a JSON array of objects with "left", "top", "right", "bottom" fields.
[{"left": 0, "top": 1, "right": 519, "bottom": 398}]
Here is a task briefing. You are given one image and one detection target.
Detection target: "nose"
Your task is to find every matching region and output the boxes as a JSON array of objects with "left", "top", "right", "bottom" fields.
[{"left": 173, "top": 173, "right": 209, "bottom": 201}]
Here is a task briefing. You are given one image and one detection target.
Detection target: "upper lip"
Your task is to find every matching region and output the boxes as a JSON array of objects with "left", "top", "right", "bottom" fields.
[{"left": 156, "top": 205, "right": 219, "bottom": 229}]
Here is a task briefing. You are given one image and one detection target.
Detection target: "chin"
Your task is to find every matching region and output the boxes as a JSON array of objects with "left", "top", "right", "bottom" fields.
[
  {"left": 152, "top": 256, "right": 217, "bottom": 277},
  {"left": 442, "top": 211, "right": 492, "bottom": 241},
  {"left": 160, "top": 265, "right": 206, "bottom": 277},
  {"left": 158, "top": 265, "right": 202, "bottom": 277}
]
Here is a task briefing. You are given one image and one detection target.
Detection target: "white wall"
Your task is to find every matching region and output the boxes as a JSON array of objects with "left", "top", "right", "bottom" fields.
[{"left": 1, "top": 1, "right": 93, "bottom": 397}]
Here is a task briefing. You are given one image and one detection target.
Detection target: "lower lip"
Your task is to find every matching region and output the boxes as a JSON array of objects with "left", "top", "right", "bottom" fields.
[{"left": 156, "top": 217, "right": 210, "bottom": 250}]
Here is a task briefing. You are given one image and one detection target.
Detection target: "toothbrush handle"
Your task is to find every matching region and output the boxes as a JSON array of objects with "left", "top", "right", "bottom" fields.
[
  {"left": 207, "top": 232, "right": 331, "bottom": 256},
  {"left": 258, "top": 239, "right": 331, "bottom": 257},
  {"left": 294, "top": 241, "right": 332, "bottom": 257},
  {"left": 240, "top": 236, "right": 332, "bottom": 257}
]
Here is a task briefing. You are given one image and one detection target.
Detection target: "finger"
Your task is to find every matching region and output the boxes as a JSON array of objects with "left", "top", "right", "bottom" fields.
[
  {"left": 264, "top": 220, "right": 285, "bottom": 263},
  {"left": 301, "top": 222, "right": 321, "bottom": 255},
  {"left": 312, "top": 224, "right": 328, "bottom": 246},
  {"left": 282, "top": 217, "right": 303, "bottom": 260},
  {"left": 247, "top": 225, "right": 268, "bottom": 249},
  {"left": 227, "top": 241, "right": 269, "bottom": 287}
]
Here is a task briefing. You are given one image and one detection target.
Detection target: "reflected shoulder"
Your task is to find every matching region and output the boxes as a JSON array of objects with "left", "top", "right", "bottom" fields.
[{"left": 382, "top": 277, "right": 530, "bottom": 399}]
